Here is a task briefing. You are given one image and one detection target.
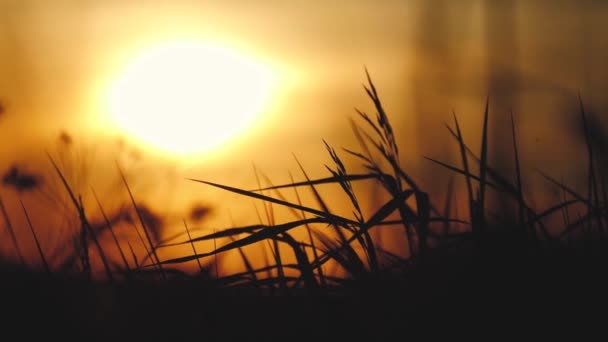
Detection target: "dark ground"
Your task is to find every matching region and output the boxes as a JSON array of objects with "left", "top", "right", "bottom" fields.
[{"left": 1, "top": 233, "right": 606, "bottom": 341}]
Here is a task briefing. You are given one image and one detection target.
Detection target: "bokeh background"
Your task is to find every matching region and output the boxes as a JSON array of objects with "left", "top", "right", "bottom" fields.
[{"left": 0, "top": 0, "right": 606, "bottom": 274}]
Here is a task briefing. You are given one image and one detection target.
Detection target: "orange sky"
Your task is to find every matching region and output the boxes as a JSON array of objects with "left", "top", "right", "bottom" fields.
[{"left": 0, "top": 0, "right": 607, "bottom": 275}]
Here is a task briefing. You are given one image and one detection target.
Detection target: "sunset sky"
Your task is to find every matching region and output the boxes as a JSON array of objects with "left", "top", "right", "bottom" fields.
[{"left": 0, "top": 0, "right": 607, "bottom": 272}]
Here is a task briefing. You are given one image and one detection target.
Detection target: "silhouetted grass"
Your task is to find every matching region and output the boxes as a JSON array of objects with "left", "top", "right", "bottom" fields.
[
  {"left": 1, "top": 72, "right": 607, "bottom": 339},
  {"left": 140, "top": 72, "right": 607, "bottom": 296},
  {"left": 0, "top": 196, "right": 25, "bottom": 265}
]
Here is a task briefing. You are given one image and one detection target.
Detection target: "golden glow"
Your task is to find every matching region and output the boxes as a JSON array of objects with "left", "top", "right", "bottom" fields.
[{"left": 107, "top": 40, "right": 276, "bottom": 157}]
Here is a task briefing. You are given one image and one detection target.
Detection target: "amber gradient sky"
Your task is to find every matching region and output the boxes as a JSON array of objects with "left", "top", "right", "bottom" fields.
[{"left": 0, "top": 0, "right": 607, "bottom": 272}]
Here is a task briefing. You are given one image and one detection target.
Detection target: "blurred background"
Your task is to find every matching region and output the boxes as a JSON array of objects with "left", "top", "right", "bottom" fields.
[{"left": 0, "top": 0, "right": 606, "bottom": 273}]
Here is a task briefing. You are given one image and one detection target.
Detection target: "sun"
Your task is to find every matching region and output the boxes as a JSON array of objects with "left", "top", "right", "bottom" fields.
[{"left": 106, "top": 40, "right": 276, "bottom": 158}]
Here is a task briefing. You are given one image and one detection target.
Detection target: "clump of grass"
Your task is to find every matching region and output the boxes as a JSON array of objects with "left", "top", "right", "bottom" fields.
[
  {"left": 151, "top": 70, "right": 608, "bottom": 295},
  {"left": 1, "top": 70, "right": 606, "bottom": 302}
]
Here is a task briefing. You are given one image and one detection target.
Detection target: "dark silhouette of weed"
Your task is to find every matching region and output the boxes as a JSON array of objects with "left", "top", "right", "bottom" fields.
[
  {"left": 0, "top": 70, "right": 607, "bottom": 340},
  {"left": 2, "top": 165, "right": 42, "bottom": 192}
]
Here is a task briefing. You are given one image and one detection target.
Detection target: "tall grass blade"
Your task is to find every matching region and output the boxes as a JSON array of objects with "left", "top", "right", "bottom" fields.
[
  {"left": 47, "top": 153, "right": 113, "bottom": 280},
  {"left": 423, "top": 157, "right": 489, "bottom": 185},
  {"left": 252, "top": 164, "right": 284, "bottom": 291},
  {"left": 451, "top": 111, "right": 475, "bottom": 230},
  {"left": 477, "top": 97, "right": 490, "bottom": 235},
  {"left": 188, "top": 177, "right": 357, "bottom": 225},
  {"left": 443, "top": 175, "right": 455, "bottom": 236},
  {"left": 213, "top": 229, "right": 219, "bottom": 280},
  {"left": 364, "top": 190, "right": 415, "bottom": 228},
  {"left": 348, "top": 117, "right": 377, "bottom": 165},
  {"left": 314, "top": 231, "right": 366, "bottom": 280},
  {"left": 538, "top": 170, "right": 592, "bottom": 207},
  {"left": 292, "top": 154, "right": 371, "bottom": 273},
  {"left": 289, "top": 172, "right": 326, "bottom": 287},
  {"left": 323, "top": 140, "right": 378, "bottom": 272},
  {"left": 530, "top": 199, "right": 579, "bottom": 228},
  {"left": 257, "top": 170, "right": 327, "bottom": 288},
  {"left": 252, "top": 174, "right": 381, "bottom": 193},
  {"left": 183, "top": 219, "right": 202, "bottom": 272},
  {"left": 292, "top": 155, "right": 353, "bottom": 245},
  {"left": 578, "top": 93, "right": 602, "bottom": 234},
  {"left": 126, "top": 241, "right": 139, "bottom": 270},
  {"left": 160, "top": 225, "right": 264, "bottom": 247},
  {"left": 118, "top": 166, "right": 165, "bottom": 280},
  {"left": 0, "top": 196, "right": 26, "bottom": 265},
  {"left": 91, "top": 188, "right": 131, "bottom": 274},
  {"left": 159, "top": 218, "right": 327, "bottom": 265},
  {"left": 560, "top": 178, "right": 571, "bottom": 228},
  {"left": 78, "top": 196, "right": 91, "bottom": 277},
  {"left": 510, "top": 111, "right": 525, "bottom": 231},
  {"left": 20, "top": 199, "right": 50, "bottom": 275},
  {"left": 228, "top": 235, "right": 259, "bottom": 289},
  {"left": 127, "top": 217, "right": 156, "bottom": 271}
]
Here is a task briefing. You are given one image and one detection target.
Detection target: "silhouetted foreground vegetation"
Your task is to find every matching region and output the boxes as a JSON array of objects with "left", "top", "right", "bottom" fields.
[{"left": 1, "top": 72, "right": 607, "bottom": 339}]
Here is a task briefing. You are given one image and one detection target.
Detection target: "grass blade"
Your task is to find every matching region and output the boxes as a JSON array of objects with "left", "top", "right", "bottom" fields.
[
  {"left": 20, "top": 199, "right": 50, "bottom": 275},
  {"left": 47, "top": 153, "right": 113, "bottom": 280},
  {"left": 477, "top": 96, "right": 490, "bottom": 234},
  {"left": 0, "top": 196, "right": 26, "bottom": 265},
  {"left": 578, "top": 93, "right": 603, "bottom": 234},
  {"left": 158, "top": 218, "right": 327, "bottom": 265},
  {"left": 91, "top": 188, "right": 131, "bottom": 274},
  {"left": 183, "top": 219, "right": 203, "bottom": 272},
  {"left": 510, "top": 111, "right": 525, "bottom": 231},
  {"left": 289, "top": 171, "right": 326, "bottom": 287},
  {"left": 188, "top": 177, "right": 357, "bottom": 226},
  {"left": 251, "top": 173, "right": 381, "bottom": 192},
  {"left": 452, "top": 111, "right": 475, "bottom": 230},
  {"left": 118, "top": 165, "right": 165, "bottom": 280}
]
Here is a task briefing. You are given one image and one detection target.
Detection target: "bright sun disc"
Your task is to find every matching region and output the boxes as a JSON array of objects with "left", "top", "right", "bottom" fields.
[{"left": 107, "top": 40, "right": 275, "bottom": 157}]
